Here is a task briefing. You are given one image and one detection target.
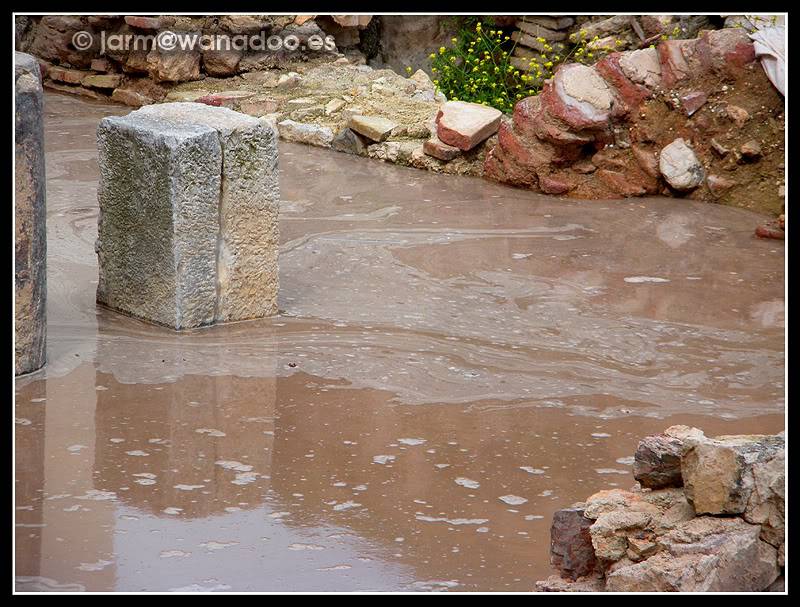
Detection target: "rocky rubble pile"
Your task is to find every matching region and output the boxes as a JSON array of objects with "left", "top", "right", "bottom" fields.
[
  {"left": 484, "top": 27, "right": 785, "bottom": 217},
  {"left": 536, "top": 426, "right": 785, "bottom": 592}
]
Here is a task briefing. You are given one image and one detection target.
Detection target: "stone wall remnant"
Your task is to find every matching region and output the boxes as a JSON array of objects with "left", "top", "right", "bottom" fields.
[
  {"left": 485, "top": 27, "right": 785, "bottom": 216},
  {"left": 15, "top": 51, "right": 47, "bottom": 375},
  {"left": 96, "top": 102, "right": 279, "bottom": 330}
]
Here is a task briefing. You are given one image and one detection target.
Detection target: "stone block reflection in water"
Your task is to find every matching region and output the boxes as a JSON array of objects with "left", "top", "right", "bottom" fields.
[
  {"left": 95, "top": 102, "right": 279, "bottom": 330},
  {"left": 15, "top": 52, "right": 47, "bottom": 375}
]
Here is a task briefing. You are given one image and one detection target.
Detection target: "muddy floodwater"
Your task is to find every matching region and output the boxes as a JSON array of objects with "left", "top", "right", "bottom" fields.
[{"left": 15, "top": 93, "right": 784, "bottom": 592}]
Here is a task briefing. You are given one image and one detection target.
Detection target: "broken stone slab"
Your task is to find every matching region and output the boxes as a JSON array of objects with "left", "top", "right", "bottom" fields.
[
  {"left": 81, "top": 73, "right": 124, "bottom": 89},
  {"left": 658, "top": 138, "right": 704, "bottom": 191},
  {"left": 15, "top": 52, "right": 47, "bottom": 375},
  {"left": 550, "top": 504, "right": 598, "bottom": 580},
  {"left": 682, "top": 433, "right": 784, "bottom": 515},
  {"left": 277, "top": 119, "right": 334, "bottom": 147},
  {"left": 348, "top": 115, "right": 398, "bottom": 143},
  {"left": 606, "top": 517, "right": 779, "bottom": 592},
  {"left": 422, "top": 136, "right": 461, "bottom": 162},
  {"left": 47, "top": 65, "right": 87, "bottom": 85},
  {"left": 618, "top": 47, "right": 663, "bottom": 90},
  {"left": 436, "top": 101, "right": 502, "bottom": 151},
  {"left": 96, "top": 102, "right": 279, "bottom": 330}
]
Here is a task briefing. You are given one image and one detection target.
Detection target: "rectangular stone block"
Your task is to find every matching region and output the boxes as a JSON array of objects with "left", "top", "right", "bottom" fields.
[
  {"left": 15, "top": 52, "right": 47, "bottom": 375},
  {"left": 96, "top": 102, "right": 279, "bottom": 330}
]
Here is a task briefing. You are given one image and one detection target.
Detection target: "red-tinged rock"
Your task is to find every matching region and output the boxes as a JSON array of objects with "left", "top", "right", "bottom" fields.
[
  {"left": 238, "top": 98, "right": 279, "bottom": 116},
  {"left": 540, "top": 64, "right": 614, "bottom": 131},
  {"left": 550, "top": 505, "right": 598, "bottom": 580},
  {"left": 539, "top": 174, "right": 572, "bottom": 195},
  {"left": 202, "top": 49, "right": 243, "bottom": 77},
  {"left": 513, "top": 96, "right": 592, "bottom": 146},
  {"left": 706, "top": 174, "right": 736, "bottom": 196},
  {"left": 726, "top": 104, "right": 750, "bottom": 127},
  {"left": 436, "top": 101, "right": 502, "bottom": 151},
  {"left": 512, "top": 95, "right": 539, "bottom": 134},
  {"left": 631, "top": 144, "right": 660, "bottom": 179},
  {"left": 423, "top": 136, "right": 461, "bottom": 161},
  {"left": 90, "top": 58, "right": 113, "bottom": 73},
  {"left": 618, "top": 47, "right": 663, "bottom": 90},
  {"left": 110, "top": 77, "right": 168, "bottom": 107},
  {"left": 658, "top": 39, "right": 695, "bottom": 88},
  {"left": 680, "top": 91, "right": 707, "bottom": 116},
  {"left": 124, "top": 15, "right": 162, "bottom": 29},
  {"left": 148, "top": 50, "right": 202, "bottom": 83},
  {"left": 195, "top": 90, "right": 255, "bottom": 108},
  {"left": 597, "top": 169, "right": 648, "bottom": 197},
  {"left": 755, "top": 221, "right": 784, "bottom": 240},
  {"left": 595, "top": 52, "right": 651, "bottom": 117},
  {"left": 573, "top": 160, "right": 596, "bottom": 174},
  {"left": 483, "top": 146, "right": 539, "bottom": 188},
  {"left": 47, "top": 66, "right": 87, "bottom": 85},
  {"left": 703, "top": 28, "right": 756, "bottom": 70},
  {"left": 740, "top": 139, "right": 762, "bottom": 160},
  {"left": 497, "top": 121, "right": 555, "bottom": 170}
]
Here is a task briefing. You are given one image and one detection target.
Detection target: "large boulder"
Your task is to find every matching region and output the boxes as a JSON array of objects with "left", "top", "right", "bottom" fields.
[
  {"left": 96, "top": 102, "right": 279, "bottom": 329},
  {"left": 15, "top": 52, "right": 47, "bottom": 375},
  {"left": 436, "top": 101, "right": 502, "bottom": 151},
  {"left": 633, "top": 433, "right": 685, "bottom": 489},
  {"left": 682, "top": 433, "right": 784, "bottom": 516}
]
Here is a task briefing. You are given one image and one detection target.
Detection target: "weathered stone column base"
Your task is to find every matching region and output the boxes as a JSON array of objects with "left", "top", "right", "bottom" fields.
[{"left": 96, "top": 102, "right": 279, "bottom": 330}]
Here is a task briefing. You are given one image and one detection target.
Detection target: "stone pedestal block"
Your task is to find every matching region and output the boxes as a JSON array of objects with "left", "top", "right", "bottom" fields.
[
  {"left": 15, "top": 52, "right": 47, "bottom": 375},
  {"left": 96, "top": 102, "right": 279, "bottom": 330}
]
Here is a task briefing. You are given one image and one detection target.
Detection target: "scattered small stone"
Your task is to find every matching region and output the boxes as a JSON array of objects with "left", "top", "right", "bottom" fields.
[
  {"left": 739, "top": 140, "right": 762, "bottom": 161},
  {"left": 725, "top": 104, "right": 750, "bottom": 127}
]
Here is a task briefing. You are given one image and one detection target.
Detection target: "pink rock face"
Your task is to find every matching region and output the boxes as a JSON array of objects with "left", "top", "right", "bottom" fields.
[
  {"left": 539, "top": 174, "right": 572, "bottom": 195},
  {"left": 542, "top": 64, "right": 613, "bottom": 130},
  {"left": 436, "top": 101, "right": 502, "bottom": 151},
  {"left": 422, "top": 137, "right": 461, "bottom": 161},
  {"left": 704, "top": 28, "right": 756, "bottom": 69},
  {"left": 124, "top": 15, "right": 162, "bottom": 30},
  {"left": 195, "top": 91, "right": 255, "bottom": 108},
  {"left": 658, "top": 39, "right": 697, "bottom": 87},
  {"left": 596, "top": 53, "right": 652, "bottom": 116}
]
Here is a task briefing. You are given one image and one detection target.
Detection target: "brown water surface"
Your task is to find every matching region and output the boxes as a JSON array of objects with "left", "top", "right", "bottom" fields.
[{"left": 14, "top": 93, "right": 784, "bottom": 592}]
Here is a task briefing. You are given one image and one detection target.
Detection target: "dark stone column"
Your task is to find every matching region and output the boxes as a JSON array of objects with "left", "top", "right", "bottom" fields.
[{"left": 15, "top": 52, "right": 47, "bottom": 375}]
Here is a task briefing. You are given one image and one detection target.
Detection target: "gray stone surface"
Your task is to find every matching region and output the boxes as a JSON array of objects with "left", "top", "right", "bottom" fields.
[
  {"left": 15, "top": 52, "right": 47, "bottom": 375},
  {"left": 659, "top": 138, "right": 705, "bottom": 191},
  {"left": 96, "top": 102, "right": 279, "bottom": 330}
]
